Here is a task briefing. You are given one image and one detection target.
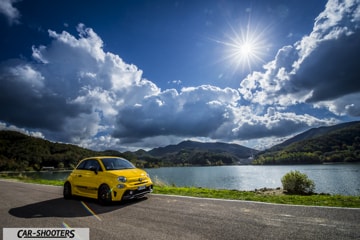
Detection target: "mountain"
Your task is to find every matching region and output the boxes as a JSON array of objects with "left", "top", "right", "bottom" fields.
[
  {"left": 147, "top": 140, "right": 258, "bottom": 165},
  {"left": 253, "top": 121, "right": 360, "bottom": 164},
  {"left": 149, "top": 140, "right": 256, "bottom": 157},
  {"left": 272, "top": 121, "right": 360, "bottom": 150},
  {"left": 1, "top": 121, "right": 359, "bottom": 170}
]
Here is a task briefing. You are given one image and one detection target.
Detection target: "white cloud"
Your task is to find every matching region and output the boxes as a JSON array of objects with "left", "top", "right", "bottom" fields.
[
  {"left": 113, "top": 83, "right": 337, "bottom": 146},
  {"left": 0, "top": 24, "right": 158, "bottom": 145},
  {"left": 0, "top": 0, "right": 21, "bottom": 25},
  {"left": 238, "top": 0, "right": 360, "bottom": 115},
  {"left": 9, "top": 64, "right": 45, "bottom": 89},
  {"left": 113, "top": 85, "right": 241, "bottom": 142},
  {"left": 169, "top": 79, "right": 182, "bottom": 85},
  {"left": 0, "top": 121, "right": 44, "bottom": 139},
  {"left": 230, "top": 106, "right": 337, "bottom": 139},
  {"left": 314, "top": 92, "right": 360, "bottom": 116}
]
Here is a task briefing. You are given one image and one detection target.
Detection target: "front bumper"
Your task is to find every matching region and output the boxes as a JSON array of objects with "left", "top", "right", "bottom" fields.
[{"left": 121, "top": 185, "right": 153, "bottom": 200}]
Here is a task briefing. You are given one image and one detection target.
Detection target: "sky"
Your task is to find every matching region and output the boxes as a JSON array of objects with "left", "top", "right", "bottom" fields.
[{"left": 0, "top": 0, "right": 359, "bottom": 151}]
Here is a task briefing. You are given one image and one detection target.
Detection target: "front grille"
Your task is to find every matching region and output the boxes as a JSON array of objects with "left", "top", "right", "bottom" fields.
[
  {"left": 128, "top": 177, "right": 149, "bottom": 186},
  {"left": 122, "top": 185, "right": 153, "bottom": 200},
  {"left": 133, "top": 180, "right": 148, "bottom": 185}
]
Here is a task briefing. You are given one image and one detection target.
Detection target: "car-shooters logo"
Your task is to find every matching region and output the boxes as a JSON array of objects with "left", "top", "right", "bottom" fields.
[{"left": 3, "top": 228, "right": 89, "bottom": 240}]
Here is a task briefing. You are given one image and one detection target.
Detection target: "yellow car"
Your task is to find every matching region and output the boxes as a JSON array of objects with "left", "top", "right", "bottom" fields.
[{"left": 63, "top": 156, "right": 153, "bottom": 204}]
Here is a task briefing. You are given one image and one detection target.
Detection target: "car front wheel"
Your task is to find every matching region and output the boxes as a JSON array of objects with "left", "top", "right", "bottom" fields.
[{"left": 98, "top": 184, "right": 112, "bottom": 205}]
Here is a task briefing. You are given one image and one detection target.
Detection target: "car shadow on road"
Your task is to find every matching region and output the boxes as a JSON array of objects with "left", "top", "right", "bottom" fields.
[{"left": 9, "top": 196, "right": 148, "bottom": 218}]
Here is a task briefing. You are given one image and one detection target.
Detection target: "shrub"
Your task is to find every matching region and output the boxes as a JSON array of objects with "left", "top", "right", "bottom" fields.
[{"left": 281, "top": 170, "right": 315, "bottom": 194}]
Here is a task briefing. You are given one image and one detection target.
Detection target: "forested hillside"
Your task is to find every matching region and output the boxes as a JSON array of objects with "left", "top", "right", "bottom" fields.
[
  {"left": 0, "top": 131, "right": 118, "bottom": 171},
  {"left": 1, "top": 121, "right": 360, "bottom": 171},
  {"left": 253, "top": 121, "right": 360, "bottom": 164},
  {"left": 147, "top": 140, "right": 257, "bottom": 166},
  {"left": 0, "top": 131, "right": 255, "bottom": 171}
]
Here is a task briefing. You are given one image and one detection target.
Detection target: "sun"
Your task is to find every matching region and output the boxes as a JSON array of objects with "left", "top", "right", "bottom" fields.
[
  {"left": 226, "top": 27, "right": 267, "bottom": 72},
  {"left": 216, "top": 19, "right": 270, "bottom": 74},
  {"left": 234, "top": 41, "right": 256, "bottom": 60},
  {"left": 240, "top": 42, "right": 254, "bottom": 56}
]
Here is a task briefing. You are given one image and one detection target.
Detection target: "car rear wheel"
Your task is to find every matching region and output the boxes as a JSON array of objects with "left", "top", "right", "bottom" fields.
[
  {"left": 63, "top": 182, "right": 72, "bottom": 199},
  {"left": 98, "top": 184, "right": 112, "bottom": 205}
]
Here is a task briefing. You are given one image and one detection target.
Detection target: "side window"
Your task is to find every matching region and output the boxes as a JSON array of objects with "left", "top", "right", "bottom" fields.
[
  {"left": 76, "top": 160, "right": 87, "bottom": 170},
  {"left": 84, "top": 159, "right": 102, "bottom": 172}
]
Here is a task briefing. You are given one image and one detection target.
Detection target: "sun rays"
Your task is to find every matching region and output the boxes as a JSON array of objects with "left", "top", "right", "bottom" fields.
[
  {"left": 227, "top": 25, "right": 268, "bottom": 72},
  {"left": 216, "top": 14, "right": 271, "bottom": 75}
]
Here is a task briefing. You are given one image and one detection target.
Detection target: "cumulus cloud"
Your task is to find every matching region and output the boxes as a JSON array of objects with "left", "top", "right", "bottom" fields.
[
  {"left": 113, "top": 85, "right": 241, "bottom": 142},
  {"left": 0, "top": 0, "right": 21, "bottom": 25},
  {"left": 0, "top": 122, "right": 44, "bottom": 139},
  {"left": 0, "top": 24, "right": 158, "bottom": 145},
  {"left": 239, "top": 0, "right": 360, "bottom": 116},
  {"left": 230, "top": 107, "right": 337, "bottom": 139},
  {"left": 314, "top": 93, "right": 360, "bottom": 116}
]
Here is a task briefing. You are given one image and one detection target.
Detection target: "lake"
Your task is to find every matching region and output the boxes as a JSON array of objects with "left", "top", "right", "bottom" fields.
[
  {"left": 146, "top": 164, "right": 360, "bottom": 196},
  {"left": 8, "top": 164, "right": 360, "bottom": 196}
]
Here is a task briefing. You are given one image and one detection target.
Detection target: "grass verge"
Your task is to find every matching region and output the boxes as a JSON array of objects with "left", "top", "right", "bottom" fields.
[
  {"left": 0, "top": 174, "right": 64, "bottom": 186},
  {"left": 1, "top": 175, "right": 359, "bottom": 208},
  {"left": 153, "top": 185, "right": 360, "bottom": 208}
]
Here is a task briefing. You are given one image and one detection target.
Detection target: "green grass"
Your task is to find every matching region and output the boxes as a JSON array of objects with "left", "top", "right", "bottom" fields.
[
  {"left": 1, "top": 175, "right": 359, "bottom": 208},
  {"left": 153, "top": 185, "right": 360, "bottom": 208},
  {"left": 0, "top": 174, "right": 64, "bottom": 186}
]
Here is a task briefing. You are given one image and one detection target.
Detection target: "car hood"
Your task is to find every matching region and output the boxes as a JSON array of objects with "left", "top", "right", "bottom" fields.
[{"left": 107, "top": 168, "right": 147, "bottom": 178}]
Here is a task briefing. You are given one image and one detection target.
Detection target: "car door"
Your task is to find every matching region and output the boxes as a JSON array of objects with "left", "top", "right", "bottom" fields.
[
  {"left": 71, "top": 160, "right": 88, "bottom": 195},
  {"left": 72, "top": 159, "right": 103, "bottom": 197}
]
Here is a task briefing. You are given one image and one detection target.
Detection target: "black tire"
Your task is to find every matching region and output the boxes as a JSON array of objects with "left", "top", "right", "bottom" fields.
[
  {"left": 63, "top": 182, "right": 72, "bottom": 199},
  {"left": 98, "top": 184, "right": 112, "bottom": 205}
]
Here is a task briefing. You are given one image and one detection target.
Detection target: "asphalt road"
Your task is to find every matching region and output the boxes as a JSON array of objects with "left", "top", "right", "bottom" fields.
[{"left": 0, "top": 180, "right": 359, "bottom": 240}]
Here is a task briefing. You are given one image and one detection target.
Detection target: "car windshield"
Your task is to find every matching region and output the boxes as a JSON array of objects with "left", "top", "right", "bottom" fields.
[{"left": 101, "top": 157, "right": 135, "bottom": 170}]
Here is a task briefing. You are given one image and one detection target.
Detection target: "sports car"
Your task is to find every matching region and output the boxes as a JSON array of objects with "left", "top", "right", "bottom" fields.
[{"left": 63, "top": 156, "right": 153, "bottom": 204}]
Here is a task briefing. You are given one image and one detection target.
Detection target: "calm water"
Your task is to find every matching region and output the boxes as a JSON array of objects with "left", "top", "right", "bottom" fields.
[
  {"left": 7, "top": 164, "right": 360, "bottom": 196},
  {"left": 146, "top": 164, "right": 360, "bottom": 196}
]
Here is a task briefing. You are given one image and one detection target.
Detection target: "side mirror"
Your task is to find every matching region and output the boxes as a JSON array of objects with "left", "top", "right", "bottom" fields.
[{"left": 89, "top": 166, "right": 98, "bottom": 174}]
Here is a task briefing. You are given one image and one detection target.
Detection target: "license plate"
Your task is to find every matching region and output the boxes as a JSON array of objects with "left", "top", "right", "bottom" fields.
[{"left": 138, "top": 185, "right": 146, "bottom": 190}]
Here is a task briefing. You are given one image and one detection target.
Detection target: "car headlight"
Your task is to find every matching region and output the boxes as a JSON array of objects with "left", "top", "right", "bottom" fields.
[{"left": 118, "top": 176, "right": 127, "bottom": 182}]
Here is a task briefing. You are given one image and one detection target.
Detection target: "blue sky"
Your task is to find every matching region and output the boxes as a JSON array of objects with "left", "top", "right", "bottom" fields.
[{"left": 0, "top": 0, "right": 359, "bottom": 151}]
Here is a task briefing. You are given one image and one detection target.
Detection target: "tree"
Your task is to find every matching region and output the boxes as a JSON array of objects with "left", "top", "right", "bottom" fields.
[{"left": 281, "top": 170, "right": 315, "bottom": 194}]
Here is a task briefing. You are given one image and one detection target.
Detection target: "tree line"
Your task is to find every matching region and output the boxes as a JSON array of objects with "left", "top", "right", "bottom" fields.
[
  {"left": 2, "top": 121, "right": 359, "bottom": 171},
  {"left": 253, "top": 124, "right": 360, "bottom": 164},
  {"left": 0, "top": 131, "right": 242, "bottom": 171}
]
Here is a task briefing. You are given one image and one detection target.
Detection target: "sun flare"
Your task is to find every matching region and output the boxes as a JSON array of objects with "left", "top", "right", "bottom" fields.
[
  {"left": 239, "top": 42, "right": 255, "bottom": 57},
  {"left": 217, "top": 20, "right": 270, "bottom": 74},
  {"left": 227, "top": 30, "right": 267, "bottom": 72}
]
